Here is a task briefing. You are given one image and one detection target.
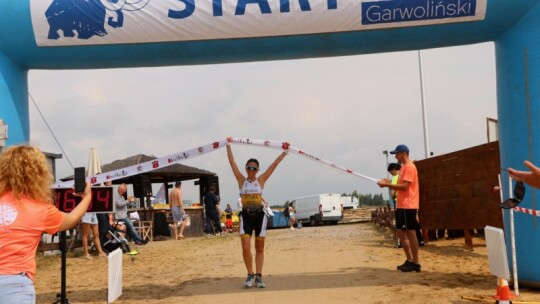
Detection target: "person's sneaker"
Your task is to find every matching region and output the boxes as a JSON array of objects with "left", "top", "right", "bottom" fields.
[
  {"left": 396, "top": 260, "right": 409, "bottom": 270},
  {"left": 419, "top": 241, "right": 425, "bottom": 247},
  {"left": 400, "top": 261, "right": 421, "bottom": 273},
  {"left": 244, "top": 274, "right": 255, "bottom": 288},
  {"left": 206, "top": 234, "right": 213, "bottom": 238},
  {"left": 134, "top": 240, "right": 147, "bottom": 246},
  {"left": 255, "top": 274, "right": 266, "bottom": 288}
]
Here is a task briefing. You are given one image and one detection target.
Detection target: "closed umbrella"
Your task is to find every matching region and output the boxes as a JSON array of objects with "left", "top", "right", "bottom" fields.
[{"left": 87, "top": 147, "right": 102, "bottom": 177}]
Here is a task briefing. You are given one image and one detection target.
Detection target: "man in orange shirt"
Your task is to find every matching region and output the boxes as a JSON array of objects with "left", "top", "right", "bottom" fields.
[{"left": 377, "top": 144, "right": 421, "bottom": 272}]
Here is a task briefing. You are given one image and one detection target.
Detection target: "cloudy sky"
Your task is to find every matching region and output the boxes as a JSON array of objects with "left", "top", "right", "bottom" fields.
[{"left": 27, "top": 42, "right": 497, "bottom": 208}]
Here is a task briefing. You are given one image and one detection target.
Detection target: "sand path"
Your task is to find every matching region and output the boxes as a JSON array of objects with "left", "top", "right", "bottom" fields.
[{"left": 34, "top": 223, "right": 540, "bottom": 303}]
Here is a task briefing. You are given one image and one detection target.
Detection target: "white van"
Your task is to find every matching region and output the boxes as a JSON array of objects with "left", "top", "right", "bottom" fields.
[
  {"left": 291, "top": 194, "right": 343, "bottom": 226},
  {"left": 341, "top": 196, "right": 359, "bottom": 210}
]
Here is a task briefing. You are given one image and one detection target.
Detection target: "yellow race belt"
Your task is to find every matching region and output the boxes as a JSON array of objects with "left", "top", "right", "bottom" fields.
[{"left": 241, "top": 193, "right": 262, "bottom": 209}]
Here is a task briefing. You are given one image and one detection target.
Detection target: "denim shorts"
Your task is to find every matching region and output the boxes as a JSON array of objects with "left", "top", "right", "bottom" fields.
[
  {"left": 82, "top": 212, "right": 98, "bottom": 224},
  {"left": 0, "top": 273, "right": 35, "bottom": 304}
]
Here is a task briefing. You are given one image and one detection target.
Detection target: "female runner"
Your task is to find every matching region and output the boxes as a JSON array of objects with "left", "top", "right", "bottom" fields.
[{"left": 226, "top": 137, "right": 288, "bottom": 288}]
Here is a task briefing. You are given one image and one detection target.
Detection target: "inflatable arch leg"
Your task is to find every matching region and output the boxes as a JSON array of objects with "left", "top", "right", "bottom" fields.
[
  {"left": 496, "top": 1, "right": 540, "bottom": 287},
  {"left": 0, "top": 53, "right": 28, "bottom": 146}
]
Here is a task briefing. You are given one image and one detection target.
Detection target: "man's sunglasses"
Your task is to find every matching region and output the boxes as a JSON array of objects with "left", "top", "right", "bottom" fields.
[
  {"left": 501, "top": 181, "right": 526, "bottom": 209},
  {"left": 246, "top": 166, "right": 259, "bottom": 172}
]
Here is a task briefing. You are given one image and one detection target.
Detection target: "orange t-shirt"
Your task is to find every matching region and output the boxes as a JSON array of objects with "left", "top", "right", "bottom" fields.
[
  {"left": 396, "top": 162, "right": 419, "bottom": 209},
  {"left": 0, "top": 192, "right": 64, "bottom": 281}
]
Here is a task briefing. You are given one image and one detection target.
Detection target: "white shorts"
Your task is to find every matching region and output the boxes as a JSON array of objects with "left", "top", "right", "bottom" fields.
[{"left": 82, "top": 212, "right": 98, "bottom": 224}]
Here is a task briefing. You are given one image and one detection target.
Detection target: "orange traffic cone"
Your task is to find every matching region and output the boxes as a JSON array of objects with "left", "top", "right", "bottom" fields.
[{"left": 494, "top": 278, "right": 514, "bottom": 304}]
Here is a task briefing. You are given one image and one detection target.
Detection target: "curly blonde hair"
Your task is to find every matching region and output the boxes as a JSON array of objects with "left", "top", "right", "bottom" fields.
[{"left": 0, "top": 145, "right": 54, "bottom": 204}]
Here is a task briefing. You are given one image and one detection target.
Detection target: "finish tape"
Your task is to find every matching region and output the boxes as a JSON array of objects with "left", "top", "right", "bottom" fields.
[
  {"left": 513, "top": 206, "right": 540, "bottom": 217},
  {"left": 53, "top": 137, "right": 378, "bottom": 189}
]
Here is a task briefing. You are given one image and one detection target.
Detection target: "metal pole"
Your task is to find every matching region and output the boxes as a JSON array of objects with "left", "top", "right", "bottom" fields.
[
  {"left": 383, "top": 150, "right": 389, "bottom": 179},
  {"left": 53, "top": 231, "right": 70, "bottom": 304},
  {"left": 383, "top": 150, "right": 391, "bottom": 202},
  {"left": 508, "top": 177, "right": 520, "bottom": 296},
  {"left": 418, "top": 50, "right": 431, "bottom": 159}
]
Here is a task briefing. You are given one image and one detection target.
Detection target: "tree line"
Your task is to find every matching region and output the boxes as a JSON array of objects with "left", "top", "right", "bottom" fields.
[
  {"left": 342, "top": 191, "right": 385, "bottom": 206},
  {"left": 270, "top": 191, "right": 385, "bottom": 209}
]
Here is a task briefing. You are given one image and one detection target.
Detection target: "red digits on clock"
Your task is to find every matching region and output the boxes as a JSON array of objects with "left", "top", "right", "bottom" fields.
[
  {"left": 63, "top": 190, "right": 77, "bottom": 212},
  {"left": 95, "top": 189, "right": 110, "bottom": 210},
  {"left": 55, "top": 191, "right": 62, "bottom": 209},
  {"left": 55, "top": 188, "right": 113, "bottom": 212}
]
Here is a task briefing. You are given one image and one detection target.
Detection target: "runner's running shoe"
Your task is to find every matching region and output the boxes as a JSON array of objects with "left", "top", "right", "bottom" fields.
[
  {"left": 244, "top": 274, "right": 255, "bottom": 288},
  {"left": 255, "top": 274, "right": 266, "bottom": 288}
]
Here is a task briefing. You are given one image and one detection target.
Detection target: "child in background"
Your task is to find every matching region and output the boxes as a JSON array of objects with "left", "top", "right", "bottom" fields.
[{"left": 225, "top": 203, "right": 233, "bottom": 233}]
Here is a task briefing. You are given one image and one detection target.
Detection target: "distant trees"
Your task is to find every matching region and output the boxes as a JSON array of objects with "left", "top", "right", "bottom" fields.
[
  {"left": 342, "top": 191, "right": 385, "bottom": 206},
  {"left": 273, "top": 193, "right": 385, "bottom": 209},
  {"left": 270, "top": 200, "right": 289, "bottom": 209}
]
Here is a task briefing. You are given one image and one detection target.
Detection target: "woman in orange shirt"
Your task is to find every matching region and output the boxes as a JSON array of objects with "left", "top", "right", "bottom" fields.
[{"left": 0, "top": 146, "right": 93, "bottom": 304}]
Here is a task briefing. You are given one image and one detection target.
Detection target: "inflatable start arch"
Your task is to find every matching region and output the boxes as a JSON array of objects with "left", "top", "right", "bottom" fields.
[{"left": 1, "top": 0, "right": 540, "bottom": 286}]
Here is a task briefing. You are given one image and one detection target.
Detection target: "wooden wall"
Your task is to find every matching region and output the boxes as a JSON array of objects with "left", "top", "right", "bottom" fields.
[{"left": 416, "top": 141, "right": 503, "bottom": 230}]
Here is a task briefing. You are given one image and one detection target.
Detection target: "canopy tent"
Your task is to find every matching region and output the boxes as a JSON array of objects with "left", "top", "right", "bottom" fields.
[
  {"left": 62, "top": 154, "right": 217, "bottom": 184},
  {"left": 100, "top": 154, "right": 217, "bottom": 185},
  {"left": 61, "top": 153, "right": 219, "bottom": 205}
]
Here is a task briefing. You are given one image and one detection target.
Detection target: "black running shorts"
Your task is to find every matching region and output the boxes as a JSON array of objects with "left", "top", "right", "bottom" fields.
[
  {"left": 395, "top": 208, "right": 420, "bottom": 231},
  {"left": 239, "top": 211, "right": 267, "bottom": 237}
]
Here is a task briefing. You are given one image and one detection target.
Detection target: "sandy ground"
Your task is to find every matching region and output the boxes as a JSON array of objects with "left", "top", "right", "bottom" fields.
[{"left": 34, "top": 222, "right": 540, "bottom": 304}]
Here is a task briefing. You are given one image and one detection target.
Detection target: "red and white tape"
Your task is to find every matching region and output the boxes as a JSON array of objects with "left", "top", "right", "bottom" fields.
[
  {"left": 229, "top": 137, "right": 378, "bottom": 182},
  {"left": 53, "top": 137, "right": 377, "bottom": 189},
  {"left": 513, "top": 206, "right": 540, "bottom": 217}
]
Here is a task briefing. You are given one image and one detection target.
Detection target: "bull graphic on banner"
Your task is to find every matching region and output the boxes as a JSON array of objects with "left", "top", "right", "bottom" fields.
[{"left": 45, "top": 0, "right": 150, "bottom": 40}]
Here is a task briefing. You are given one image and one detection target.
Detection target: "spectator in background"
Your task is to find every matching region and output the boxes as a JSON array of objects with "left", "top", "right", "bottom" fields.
[
  {"left": 81, "top": 212, "right": 107, "bottom": 259},
  {"left": 288, "top": 202, "right": 296, "bottom": 230},
  {"left": 96, "top": 181, "right": 113, "bottom": 246},
  {"left": 204, "top": 185, "right": 223, "bottom": 236},
  {"left": 225, "top": 203, "right": 234, "bottom": 233},
  {"left": 0, "top": 146, "right": 93, "bottom": 303},
  {"left": 114, "top": 183, "right": 146, "bottom": 245},
  {"left": 387, "top": 163, "right": 401, "bottom": 248},
  {"left": 387, "top": 163, "right": 401, "bottom": 206},
  {"left": 170, "top": 181, "right": 188, "bottom": 240}
]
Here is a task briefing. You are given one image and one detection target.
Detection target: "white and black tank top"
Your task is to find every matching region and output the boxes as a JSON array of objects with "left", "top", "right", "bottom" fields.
[{"left": 240, "top": 179, "right": 263, "bottom": 213}]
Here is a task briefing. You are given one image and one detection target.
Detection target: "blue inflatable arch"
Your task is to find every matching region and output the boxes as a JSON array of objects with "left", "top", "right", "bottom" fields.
[{"left": 1, "top": 0, "right": 540, "bottom": 286}]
